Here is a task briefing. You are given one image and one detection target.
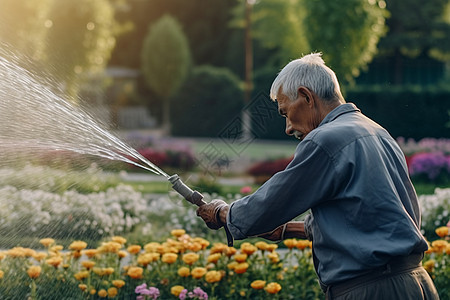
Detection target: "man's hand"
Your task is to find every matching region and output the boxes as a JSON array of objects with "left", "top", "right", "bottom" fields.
[{"left": 196, "top": 199, "right": 229, "bottom": 230}]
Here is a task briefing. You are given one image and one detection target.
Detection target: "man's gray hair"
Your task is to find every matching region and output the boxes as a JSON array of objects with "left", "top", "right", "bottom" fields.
[{"left": 270, "top": 53, "right": 342, "bottom": 102}]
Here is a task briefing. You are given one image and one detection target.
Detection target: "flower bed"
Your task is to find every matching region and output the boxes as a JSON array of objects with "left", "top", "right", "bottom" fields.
[{"left": 0, "top": 227, "right": 448, "bottom": 300}]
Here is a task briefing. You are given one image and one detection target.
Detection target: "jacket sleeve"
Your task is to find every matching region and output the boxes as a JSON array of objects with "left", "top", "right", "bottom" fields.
[{"left": 226, "top": 140, "right": 338, "bottom": 240}]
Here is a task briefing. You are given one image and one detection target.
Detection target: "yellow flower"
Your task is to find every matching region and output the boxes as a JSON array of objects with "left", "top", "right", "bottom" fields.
[
  {"left": 205, "top": 270, "right": 222, "bottom": 283},
  {"left": 118, "top": 250, "right": 128, "bottom": 259},
  {"left": 210, "top": 243, "right": 227, "bottom": 254},
  {"left": 7, "top": 247, "right": 26, "bottom": 258},
  {"left": 227, "top": 261, "right": 238, "bottom": 270},
  {"left": 240, "top": 242, "right": 257, "bottom": 255},
  {"left": 33, "top": 252, "right": 47, "bottom": 262},
  {"left": 267, "top": 252, "right": 280, "bottom": 264},
  {"left": 207, "top": 253, "right": 222, "bottom": 264},
  {"left": 69, "top": 241, "right": 88, "bottom": 251},
  {"left": 98, "top": 289, "right": 108, "bottom": 298},
  {"left": 187, "top": 242, "right": 203, "bottom": 252},
  {"left": 39, "top": 238, "right": 55, "bottom": 248},
  {"left": 82, "top": 249, "right": 98, "bottom": 259},
  {"left": 191, "top": 267, "right": 207, "bottom": 279},
  {"left": 144, "top": 242, "right": 160, "bottom": 253},
  {"left": 182, "top": 253, "right": 199, "bottom": 265},
  {"left": 0, "top": 270, "right": 3, "bottom": 279},
  {"left": 296, "top": 239, "right": 310, "bottom": 250},
  {"left": 265, "top": 282, "right": 282, "bottom": 294},
  {"left": 0, "top": 252, "right": 5, "bottom": 260},
  {"left": 127, "top": 245, "right": 142, "bottom": 255},
  {"left": 178, "top": 266, "right": 190, "bottom": 277},
  {"left": 192, "top": 237, "right": 210, "bottom": 250},
  {"left": 74, "top": 271, "right": 90, "bottom": 281},
  {"left": 78, "top": 284, "right": 87, "bottom": 291},
  {"left": 112, "top": 279, "right": 125, "bottom": 289},
  {"left": 162, "top": 253, "right": 178, "bottom": 264},
  {"left": 446, "top": 244, "right": 450, "bottom": 255},
  {"left": 127, "top": 266, "right": 143, "bottom": 279},
  {"left": 27, "top": 266, "right": 41, "bottom": 279},
  {"left": 50, "top": 245, "right": 64, "bottom": 253},
  {"left": 171, "top": 285, "right": 185, "bottom": 297},
  {"left": 102, "top": 267, "right": 115, "bottom": 276},
  {"left": 23, "top": 248, "right": 37, "bottom": 257},
  {"left": 251, "top": 280, "right": 266, "bottom": 290},
  {"left": 82, "top": 260, "right": 96, "bottom": 270},
  {"left": 234, "top": 262, "right": 249, "bottom": 274},
  {"left": 284, "top": 239, "right": 297, "bottom": 249},
  {"left": 138, "top": 253, "right": 159, "bottom": 266},
  {"left": 90, "top": 289, "right": 96, "bottom": 295},
  {"left": 98, "top": 242, "right": 122, "bottom": 254},
  {"left": 171, "top": 229, "right": 186, "bottom": 237},
  {"left": 225, "top": 246, "right": 237, "bottom": 257},
  {"left": 435, "top": 226, "right": 449, "bottom": 238},
  {"left": 46, "top": 256, "right": 63, "bottom": 268},
  {"left": 266, "top": 244, "right": 278, "bottom": 252},
  {"left": 72, "top": 250, "right": 82, "bottom": 259},
  {"left": 423, "top": 260, "right": 435, "bottom": 273},
  {"left": 255, "top": 241, "right": 269, "bottom": 251},
  {"left": 108, "top": 287, "right": 118, "bottom": 297},
  {"left": 234, "top": 253, "right": 247, "bottom": 263},
  {"left": 431, "top": 240, "right": 448, "bottom": 254},
  {"left": 112, "top": 236, "right": 127, "bottom": 245}
]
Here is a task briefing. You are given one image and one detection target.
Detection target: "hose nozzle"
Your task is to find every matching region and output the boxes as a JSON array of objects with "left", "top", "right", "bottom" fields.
[{"left": 169, "top": 174, "right": 206, "bottom": 206}]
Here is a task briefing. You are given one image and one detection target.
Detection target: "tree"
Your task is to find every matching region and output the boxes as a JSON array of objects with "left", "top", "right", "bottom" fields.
[
  {"left": 377, "top": 0, "right": 450, "bottom": 84},
  {"left": 141, "top": 15, "right": 192, "bottom": 134},
  {"left": 304, "top": 0, "right": 388, "bottom": 83},
  {"left": 43, "top": 0, "right": 117, "bottom": 100}
]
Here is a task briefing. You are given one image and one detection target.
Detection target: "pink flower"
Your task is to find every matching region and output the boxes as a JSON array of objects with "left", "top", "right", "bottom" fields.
[{"left": 240, "top": 186, "right": 252, "bottom": 195}]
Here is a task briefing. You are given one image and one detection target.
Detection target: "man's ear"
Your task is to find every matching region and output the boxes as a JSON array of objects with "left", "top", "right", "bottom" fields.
[{"left": 297, "top": 86, "right": 313, "bottom": 105}]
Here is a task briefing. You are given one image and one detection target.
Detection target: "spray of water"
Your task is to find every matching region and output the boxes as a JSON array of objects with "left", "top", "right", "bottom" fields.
[{"left": 0, "top": 46, "right": 169, "bottom": 178}]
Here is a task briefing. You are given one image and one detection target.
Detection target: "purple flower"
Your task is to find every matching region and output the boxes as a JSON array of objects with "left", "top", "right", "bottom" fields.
[
  {"left": 409, "top": 152, "right": 450, "bottom": 180},
  {"left": 179, "top": 289, "right": 188, "bottom": 300},
  {"left": 135, "top": 283, "right": 160, "bottom": 299},
  {"left": 188, "top": 287, "right": 208, "bottom": 300},
  {"left": 135, "top": 283, "right": 148, "bottom": 294}
]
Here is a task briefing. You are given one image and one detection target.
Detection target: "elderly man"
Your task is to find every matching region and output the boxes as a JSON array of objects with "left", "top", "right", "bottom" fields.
[{"left": 197, "top": 53, "right": 439, "bottom": 300}]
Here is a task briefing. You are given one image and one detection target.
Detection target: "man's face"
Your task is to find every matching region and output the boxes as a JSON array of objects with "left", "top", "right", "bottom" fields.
[{"left": 276, "top": 89, "right": 319, "bottom": 141}]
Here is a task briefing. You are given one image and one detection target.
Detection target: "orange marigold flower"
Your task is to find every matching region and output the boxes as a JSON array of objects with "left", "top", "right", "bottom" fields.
[
  {"left": 171, "top": 285, "right": 185, "bottom": 297},
  {"left": 178, "top": 266, "right": 190, "bottom": 277},
  {"left": 112, "top": 236, "right": 127, "bottom": 245},
  {"left": 162, "top": 253, "right": 178, "bottom": 264},
  {"left": 127, "top": 245, "right": 142, "bottom": 255},
  {"left": 39, "top": 238, "right": 55, "bottom": 248},
  {"left": 46, "top": 256, "right": 63, "bottom": 268},
  {"left": 118, "top": 250, "right": 128, "bottom": 259},
  {"left": 90, "top": 289, "right": 96, "bottom": 295},
  {"left": 108, "top": 287, "right": 118, "bottom": 297},
  {"left": 234, "top": 262, "right": 249, "bottom": 274},
  {"left": 431, "top": 240, "right": 448, "bottom": 254},
  {"left": 435, "top": 226, "right": 449, "bottom": 238},
  {"left": 33, "top": 252, "right": 47, "bottom": 262},
  {"left": 191, "top": 267, "right": 207, "bottom": 279},
  {"left": 284, "top": 239, "right": 297, "bottom": 249},
  {"left": 138, "top": 253, "right": 159, "bottom": 266},
  {"left": 192, "top": 237, "right": 210, "bottom": 250},
  {"left": 127, "top": 266, "right": 143, "bottom": 279},
  {"left": 255, "top": 241, "right": 269, "bottom": 251},
  {"left": 266, "top": 244, "right": 278, "bottom": 252},
  {"left": 112, "top": 279, "right": 126, "bottom": 289},
  {"left": 182, "top": 253, "right": 199, "bottom": 265},
  {"left": 251, "top": 280, "right": 266, "bottom": 290},
  {"left": 205, "top": 270, "right": 222, "bottom": 283},
  {"left": 296, "top": 239, "right": 311, "bottom": 250},
  {"left": 240, "top": 242, "right": 257, "bottom": 255},
  {"left": 423, "top": 260, "right": 435, "bottom": 273},
  {"left": 207, "top": 253, "right": 222, "bottom": 264},
  {"left": 187, "top": 242, "right": 203, "bottom": 252},
  {"left": 98, "top": 289, "right": 108, "bottom": 298},
  {"left": 74, "top": 271, "right": 90, "bottom": 281},
  {"left": 0, "top": 252, "right": 5, "bottom": 260},
  {"left": 102, "top": 267, "right": 115, "bottom": 276},
  {"left": 144, "top": 242, "right": 160, "bottom": 253},
  {"left": 98, "top": 242, "right": 122, "bottom": 254},
  {"left": 227, "top": 261, "right": 238, "bottom": 270},
  {"left": 7, "top": 247, "right": 26, "bottom": 258},
  {"left": 265, "top": 282, "right": 282, "bottom": 294},
  {"left": 78, "top": 284, "right": 87, "bottom": 291},
  {"left": 82, "top": 249, "right": 98, "bottom": 259},
  {"left": 69, "top": 241, "right": 88, "bottom": 251},
  {"left": 210, "top": 243, "right": 227, "bottom": 254},
  {"left": 225, "top": 246, "right": 237, "bottom": 257},
  {"left": 267, "top": 252, "right": 280, "bottom": 264},
  {"left": 82, "top": 260, "right": 96, "bottom": 270},
  {"left": 27, "top": 265, "right": 41, "bottom": 279},
  {"left": 234, "top": 253, "right": 247, "bottom": 263},
  {"left": 171, "top": 229, "right": 186, "bottom": 237}
]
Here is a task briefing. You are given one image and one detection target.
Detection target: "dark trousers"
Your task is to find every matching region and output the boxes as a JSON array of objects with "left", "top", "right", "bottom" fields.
[{"left": 325, "top": 255, "right": 440, "bottom": 300}]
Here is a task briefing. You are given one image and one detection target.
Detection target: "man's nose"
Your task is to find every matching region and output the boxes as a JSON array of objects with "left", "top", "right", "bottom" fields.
[{"left": 285, "top": 118, "right": 294, "bottom": 136}]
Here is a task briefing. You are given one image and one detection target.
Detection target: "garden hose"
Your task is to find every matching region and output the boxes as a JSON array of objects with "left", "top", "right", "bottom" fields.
[{"left": 169, "top": 174, "right": 234, "bottom": 247}]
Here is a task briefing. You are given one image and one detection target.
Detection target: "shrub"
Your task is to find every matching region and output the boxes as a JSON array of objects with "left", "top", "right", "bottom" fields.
[
  {"left": 419, "top": 188, "right": 450, "bottom": 242},
  {"left": 246, "top": 156, "right": 293, "bottom": 183},
  {"left": 409, "top": 152, "right": 450, "bottom": 184}
]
